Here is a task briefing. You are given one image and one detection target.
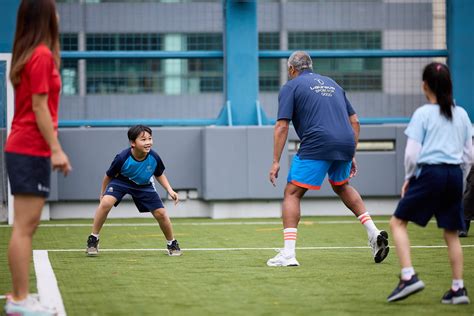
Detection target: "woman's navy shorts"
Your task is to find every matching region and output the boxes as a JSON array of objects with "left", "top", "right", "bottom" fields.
[
  {"left": 5, "top": 152, "right": 51, "bottom": 198},
  {"left": 394, "top": 164, "right": 465, "bottom": 231}
]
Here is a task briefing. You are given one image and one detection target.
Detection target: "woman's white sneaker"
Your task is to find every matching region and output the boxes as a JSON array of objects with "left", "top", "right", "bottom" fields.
[{"left": 4, "top": 294, "right": 57, "bottom": 316}]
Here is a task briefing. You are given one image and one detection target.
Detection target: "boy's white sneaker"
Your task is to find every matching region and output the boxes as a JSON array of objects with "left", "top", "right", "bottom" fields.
[
  {"left": 369, "top": 230, "right": 389, "bottom": 263},
  {"left": 266, "top": 250, "right": 300, "bottom": 267},
  {"left": 5, "top": 294, "right": 57, "bottom": 316}
]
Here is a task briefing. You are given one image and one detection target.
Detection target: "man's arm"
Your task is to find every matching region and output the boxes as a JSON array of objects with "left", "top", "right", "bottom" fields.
[
  {"left": 348, "top": 114, "right": 360, "bottom": 178},
  {"left": 349, "top": 114, "right": 360, "bottom": 148},
  {"left": 269, "top": 119, "right": 290, "bottom": 186}
]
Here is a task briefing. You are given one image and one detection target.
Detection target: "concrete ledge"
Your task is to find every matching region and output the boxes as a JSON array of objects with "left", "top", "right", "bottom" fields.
[
  {"left": 47, "top": 197, "right": 398, "bottom": 220},
  {"left": 49, "top": 200, "right": 211, "bottom": 219}
]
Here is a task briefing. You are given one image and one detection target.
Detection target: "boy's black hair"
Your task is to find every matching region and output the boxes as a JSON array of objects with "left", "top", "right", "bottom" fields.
[{"left": 128, "top": 125, "right": 152, "bottom": 141}]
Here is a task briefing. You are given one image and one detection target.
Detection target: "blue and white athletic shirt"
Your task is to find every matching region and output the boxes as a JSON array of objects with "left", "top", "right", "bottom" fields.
[
  {"left": 278, "top": 70, "right": 356, "bottom": 161},
  {"left": 106, "top": 148, "right": 165, "bottom": 186}
]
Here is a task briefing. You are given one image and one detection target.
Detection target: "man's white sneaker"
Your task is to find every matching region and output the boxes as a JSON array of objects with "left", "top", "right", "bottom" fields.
[
  {"left": 5, "top": 294, "right": 57, "bottom": 316},
  {"left": 369, "top": 230, "right": 389, "bottom": 263},
  {"left": 266, "top": 250, "right": 300, "bottom": 267}
]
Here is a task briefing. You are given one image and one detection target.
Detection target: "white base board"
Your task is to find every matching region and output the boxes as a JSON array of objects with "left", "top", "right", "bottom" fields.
[{"left": 47, "top": 197, "right": 399, "bottom": 220}]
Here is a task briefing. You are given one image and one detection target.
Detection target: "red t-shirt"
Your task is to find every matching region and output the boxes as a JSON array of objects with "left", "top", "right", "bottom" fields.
[{"left": 5, "top": 44, "right": 61, "bottom": 157}]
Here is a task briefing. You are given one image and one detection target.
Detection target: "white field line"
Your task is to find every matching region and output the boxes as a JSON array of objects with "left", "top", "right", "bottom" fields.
[
  {"left": 44, "top": 244, "right": 474, "bottom": 252},
  {"left": 13, "top": 243, "right": 471, "bottom": 311},
  {"left": 33, "top": 250, "right": 67, "bottom": 316},
  {"left": 0, "top": 220, "right": 393, "bottom": 228}
]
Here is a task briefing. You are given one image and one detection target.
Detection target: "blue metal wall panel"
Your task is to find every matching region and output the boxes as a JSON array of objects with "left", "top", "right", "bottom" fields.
[
  {"left": 52, "top": 126, "right": 406, "bottom": 201},
  {"left": 448, "top": 0, "right": 474, "bottom": 121},
  {"left": 0, "top": 61, "right": 6, "bottom": 204},
  {"left": 0, "top": 0, "right": 18, "bottom": 53},
  {"left": 0, "top": 61, "right": 5, "bottom": 128}
]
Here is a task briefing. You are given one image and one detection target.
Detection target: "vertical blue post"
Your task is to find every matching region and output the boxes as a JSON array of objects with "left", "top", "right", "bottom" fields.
[
  {"left": 0, "top": 0, "right": 18, "bottom": 224},
  {"left": 0, "top": 62, "right": 5, "bottom": 128},
  {"left": 0, "top": 0, "right": 19, "bottom": 129},
  {"left": 447, "top": 0, "right": 474, "bottom": 121},
  {"left": 0, "top": 0, "right": 19, "bottom": 53},
  {"left": 220, "top": 0, "right": 258, "bottom": 126}
]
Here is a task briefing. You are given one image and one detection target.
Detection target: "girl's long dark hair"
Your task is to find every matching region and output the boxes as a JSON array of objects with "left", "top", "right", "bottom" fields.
[
  {"left": 422, "top": 62, "right": 454, "bottom": 120},
  {"left": 10, "top": 0, "right": 60, "bottom": 86}
]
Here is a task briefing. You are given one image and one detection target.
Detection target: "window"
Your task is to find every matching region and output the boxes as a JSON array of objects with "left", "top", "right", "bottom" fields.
[
  {"left": 57, "top": 0, "right": 220, "bottom": 3},
  {"left": 85, "top": 33, "right": 223, "bottom": 94},
  {"left": 187, "top": 33, "right": 222, "bottom": 51},
  {"left": 187, "top": 59, "right": 223, "bottom": 93},
  {"left": 60, "top": 34, "right": 79, "bottom": 95},
  {"left": 60, "top": 33, "right": 79, "bottom": 51},
  {"left": 186, "top": 34, "right": 223, "bottom": 92},
  {"left": 289, "top": 31, "right": 381, "bottom": 50},
  {"left": 288, "top": 31, "right": 382, "bottom": 91},
  {"left": 87, "top": 59, "right": 163, "bottom": 94},
  {"left": 259, "top": 33, "right": 280, "bottom": 92},
  {"left": 87, "top": 33, "right": 162, "bottom": 51}
]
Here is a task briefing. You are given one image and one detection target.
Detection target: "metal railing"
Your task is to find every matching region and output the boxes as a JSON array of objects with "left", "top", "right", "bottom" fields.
[{"left": 59, "top": 49, "right": 448, "bottom": 127}]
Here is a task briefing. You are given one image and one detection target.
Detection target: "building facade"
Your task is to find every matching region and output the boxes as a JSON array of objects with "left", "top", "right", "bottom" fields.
[{"left": 56, "top": 0, "right": 446, "bottom": 122}]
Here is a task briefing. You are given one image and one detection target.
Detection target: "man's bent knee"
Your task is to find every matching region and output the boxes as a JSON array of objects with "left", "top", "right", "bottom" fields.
[
  {"left": 284, "top": 182, "right": 307, "bottom": 199},
  {"left": 331, "top": 182, "right": 348, "bottom": 195}
]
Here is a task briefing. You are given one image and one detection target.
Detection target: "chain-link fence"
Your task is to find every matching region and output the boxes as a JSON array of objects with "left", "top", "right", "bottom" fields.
[{"left": 258, "top": 0, "right": 447, "bottom": 119}]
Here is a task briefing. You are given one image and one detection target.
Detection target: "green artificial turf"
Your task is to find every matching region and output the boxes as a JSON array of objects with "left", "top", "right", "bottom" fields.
[{"left": 1, "top": 216, "right": 473, "bottom": 315}]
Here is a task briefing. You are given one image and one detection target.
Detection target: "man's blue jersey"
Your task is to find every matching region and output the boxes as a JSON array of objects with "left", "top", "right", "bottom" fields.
[
  {"left": 278, "top": 70, "right": 356, "bottom": 161},
  {"left": 106, "top": 148, "right": 165, "bottom": 185}
]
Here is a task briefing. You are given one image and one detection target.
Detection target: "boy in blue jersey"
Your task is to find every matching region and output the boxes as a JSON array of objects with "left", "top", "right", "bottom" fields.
[{"left": 85, "top": 125, "right": 181, "bottom": 256}]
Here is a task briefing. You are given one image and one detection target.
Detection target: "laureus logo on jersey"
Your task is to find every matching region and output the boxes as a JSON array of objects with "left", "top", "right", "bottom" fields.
[
  {"left": 310, "top": 78, "right": 336, "bottom": 97},
  {"left": 108, "top": 187, "right": 114, "bottom": 193}
]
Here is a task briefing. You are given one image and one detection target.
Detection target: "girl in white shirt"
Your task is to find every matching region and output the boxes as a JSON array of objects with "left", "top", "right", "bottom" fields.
[{"left": 387, "top": 62, "right": 471, "bottom": 304}]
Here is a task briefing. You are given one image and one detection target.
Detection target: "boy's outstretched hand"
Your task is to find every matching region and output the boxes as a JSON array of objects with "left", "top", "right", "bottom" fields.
[{"left": 168, "top": 190, "right": 179, "bottom": 205}]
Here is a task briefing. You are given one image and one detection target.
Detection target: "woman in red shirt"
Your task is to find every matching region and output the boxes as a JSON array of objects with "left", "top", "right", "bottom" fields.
[{"left": 4, "top": 0, "right": 71, "bottom": 314}]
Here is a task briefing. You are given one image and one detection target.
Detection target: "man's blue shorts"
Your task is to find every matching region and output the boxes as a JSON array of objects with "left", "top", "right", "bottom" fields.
[
  {"left": 394, "top": 164, "right": 465, "bottom": 231},
  {"left": 287, "top": 155, "right": 352, "bottom": 190},
  {"left": 103, "top": 178, "right": 164, "bottom": 213}
]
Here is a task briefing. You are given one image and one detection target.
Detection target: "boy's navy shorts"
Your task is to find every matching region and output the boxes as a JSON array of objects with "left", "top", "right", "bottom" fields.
[
  {"left": 394, "top": 164, "right": 465, "bottom": 231},
  {"left": 5, "top": 152, "right": 51, "bottom": 198},
  {"left": 103, "top": 178, "right": 164, "bottom": 212}
]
